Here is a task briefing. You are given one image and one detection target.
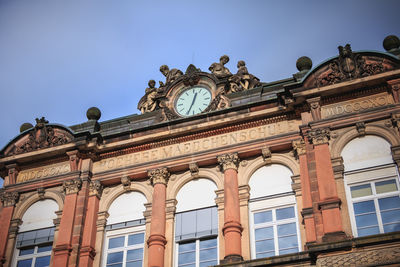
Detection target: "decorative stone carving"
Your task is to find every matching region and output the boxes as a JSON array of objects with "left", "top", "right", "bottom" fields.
[
  {"left": 121, "top": 175, "right": 131, "bottom": 190},
  {"left": 292, "top": 139, "right": 306, "bottom": 158},
  {"left": 148, "top": 167, "right": 170, "bottom": 186},
  {"left": 37, "top": 187, "right": 45, "bottom": 199},
  {"left": 189, "top": 162, "right": 199, "bottom": 176},
  {"left": 209, "top": 55, "right": 232, "bottom": 78},
  {"left": 62, "top": 178, "right": 82, "bottom": 195},
  {"left": 0, "top": 190, "right": 19, "bottom": 207},
  {"left": 159, "top": 65, "right": 183, "bottom": 87},
  {"left": 356, "top": 122, "right": 366, "bottom": 136},
  {"left": 9, "top": 117, "right": 72, "bottom": 155},
  {"left": 217, "top": 153, "right": 240, "bottom": 172},
  {"left": 261, "top": 147, "right": 272, "bottom": 164},
  {"left": 387, "top": 78, "right": 400, "bottom": 103},
  {"left": 89, "top": 180, "right": 103, "bottom": 198},
  {"left": 183, "top": 64, "right": 201, "bottom": 86},
  {"left": 316, "top": 44, "right": 387, "bottom": 87},
  {"left": 307, "top": 128, "right": 330, "bottom": 145},
  {"left": 203, "top": 92, "right": 230, "bottom": 112},
  {"left": 67, "top": 150, "right": 81, "bottom": 172},
  {"left": 226, "top": 60, "right": 261, "bottom": 93},
  {"left": 138, "top": 80, "right": 159, "bottom": 114},
  {"left": 391, "top": 113, "right": 400, "bottom": 129},
  {"left": 307, "top": 97, "right": 321, "bottom": 121}
]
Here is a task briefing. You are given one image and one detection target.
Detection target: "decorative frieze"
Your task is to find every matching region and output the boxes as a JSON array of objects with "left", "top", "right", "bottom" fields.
[
  {"left": 89, "top": 180, "right": 103, "bottom": 198},
  {"left": 307, "top": 128, "right": 330, "bottom": 145},
  {"left": 148, "top": 167, "right": 170, "bottom": 186},
  {"left": 62, "top": 178, "right": 82, "bottom": 195},
  {"left": 17, "top": 162, "right": 70, "bottom": 183},
  {"left": 217, "top": 153, "right": 240, "bottom": 172},
  {"left": 0, "top": 190, "right": 19, "bottom": 207}
]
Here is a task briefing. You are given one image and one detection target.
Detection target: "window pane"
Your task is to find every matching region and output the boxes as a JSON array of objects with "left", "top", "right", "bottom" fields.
[
  {"left": 351, "top": 184, "right": 372, "bottom": 198},
  {"left": 200, "top": 260, "right": 217, "bottom": 267},
  {"left": 127, "top": 248, "right": 143, "bottom": 261},
  {"left": 278, "top": 235, "right": 298, "bottom": 250},
  {"left": 37, "top": 244, "right": 52, "bottom": 253},
  {"left": 255, "top": 239, "right": 274, "bottom": 253},
  {"left": 379, "top": 196, "right": 400, "bottom": 210},
  {"left": 34, "top": 256, "right": 51, "bottom": 267},
  {"left": 279, "top": 247, "right": 298, "bottom": 255},
  {"left": 381, "top": 210, "right": 400, "bottom": 224},
  {"left": 19, "top": 247, "right": 34, "bottom": 256},
  {"left": 108, "top": 236, "right": 124, "bottom": 249},
  {"left": 17, "top": 259, "right": 32, "bottom": 267},
  {"left": 355, "top": 213, "right": 378, "bottom": 227},
  {"left": 107, "top": 251, "right": 123, "bottom": 264},
  {"left": 256, "top": 251, "right": 274, "bottom": 259},
  {"left": 179, "top": 242, "right": 196, "bottom": 252},
  {"left": 200, "top": 247, "right": 217, "bottom": 261},
  {"left": 353, "top": 200, "right": 376, "bottom": 215},
  {"left": 276, "top": 207, "right": 295, "bottom": 220},
  {"left": 255, "top": 227, "right": 273, "bottom": 241},
  {"left": 383, "top": 223, "right": 400, "bottom": 233},
  {"left": 126, "top": 261, "right": 142, "bottom": 267},
  {"left": 358, "top": 226, "right": 380, "bottom": 237},
  {"left": 376, "top": 179, "right": 398, "bottom": 194},
  {"left": 197, "top": 208, "right": 212, "bottom": 235},
  {"left": 178, "top": 251, "right": 196, "bottom": 265},
  {"left": 128, "top": 233, "right": 144, "bottom": 246},
  {"left": 181, "top": 211, "right": 196, "bottom": 238},
  {"left": 277, "top": 223, "right": 297, "bottom": 236},
  {"left": 200, "top": 238, "right": 217, "bottom": 249},
  {"left": 106, "top": 264, "right": 122, "bottom": 267},
  {"left": 254, "top": 210, "right": 272, "bottom": 224}
]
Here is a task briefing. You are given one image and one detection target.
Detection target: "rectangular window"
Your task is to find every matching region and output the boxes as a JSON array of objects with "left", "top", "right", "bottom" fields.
[
  {"left": 252, "top": 205, "right": 300, "bottom": 259},
  {"left": 15, "top": 244, "right": 52, "bottom": 267},
  {"left": 177, "top": 237, "right": 218, "bottom": 267},
  {"left": 349, "top": 178, "right": 400, "bottom": 237},
  {"left": 105, "top": 231, "right": 145, "bottom": 267}
]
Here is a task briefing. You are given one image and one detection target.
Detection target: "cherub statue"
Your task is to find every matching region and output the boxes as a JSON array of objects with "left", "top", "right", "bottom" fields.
[
  {"left": 159, "top": 65, "right": 183, "bottom": 87},
  {"left": 209, "top": 55, "right": 232, "bottom": 78},
  {"left": 138, "top": 80, "right": 158, "bottom": 114}
]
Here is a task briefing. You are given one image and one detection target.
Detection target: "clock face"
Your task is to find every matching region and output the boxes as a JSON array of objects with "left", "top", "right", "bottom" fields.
[{"left": 175, "top": 87, "right": 212, "bottom": 116}]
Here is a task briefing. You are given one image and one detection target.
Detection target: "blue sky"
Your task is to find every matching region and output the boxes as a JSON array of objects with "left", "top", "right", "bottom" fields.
[{"left": 1, "top": 0, "right": 400, "bottom": 187}]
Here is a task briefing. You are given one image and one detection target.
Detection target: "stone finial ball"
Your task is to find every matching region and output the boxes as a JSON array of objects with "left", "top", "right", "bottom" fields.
[
  {"left": 383, "top": 35, "right": 400, "bottom": 51},
  {"left": 86, "top": 107, "right": 101, "bottom": 121},
  {"left": 296, "top": 56, "right": 312, "bottom": 72},
  {"left": 20, "top": 123, "right": 33, "bottom": 133}
]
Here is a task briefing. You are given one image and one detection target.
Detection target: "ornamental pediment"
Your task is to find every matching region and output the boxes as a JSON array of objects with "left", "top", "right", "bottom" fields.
[
  {"left": 2, "top": 117, "right": 74, "bottom": 157},
  {"left": 137, "top": 55, "right": 262, "bottom": 121},
  {"left": 302, "top": 44, "right": 400, "bottom": 89}
]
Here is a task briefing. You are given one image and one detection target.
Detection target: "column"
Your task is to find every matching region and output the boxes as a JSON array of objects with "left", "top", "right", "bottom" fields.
[
  {"left": 0, "top": 191, "right": 19, "bottom": 267},
  {"left": 293, "top": 139, "right": 317, "bottom": 245},
  {"left": 307, "top": 128, "right": 347, "bottom": 242},
  {"left": 53, "top": 179, "right": 82, "bottom": 267},
  {"left": 147, "top": 167, "right": 169, "bottom": 267},
  {"left": 79, "top": 180, "right": 103, "bottom": 267},
  {"left": 217, "top": 153, "right": 243, "bottom": 263}
]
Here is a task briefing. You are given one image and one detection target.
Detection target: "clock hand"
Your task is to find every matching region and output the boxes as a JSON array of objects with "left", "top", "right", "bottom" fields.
[{"left": 186, "top": 92, "right": 198, "bottom": 115}]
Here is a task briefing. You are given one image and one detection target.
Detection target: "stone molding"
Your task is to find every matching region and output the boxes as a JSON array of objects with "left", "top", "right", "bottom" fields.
[
  {"left": 62, "top": 178, "right": 82, "bottom": 195},
  {"left": 66, "top": 150, "right": 81, "bottom": 172},
  {"left": 301, "top": 207, "right": 314, "bottom": 219},
  {"left": 89, "top": 180, "right": 103, "bottom": 198},
  {"left": 307, "top": 96, "right": 321, "bottom": 121},
  {"left": 307, "top": 128, "right": 330, "bottom": 145},
  {"left": 318, "top": 197, "right": 341, "bottom": 210},
  {"left": 148, "top": 167, "right": 170, "bottom": 186},
  {"left": 0, "top": 190, "right": 19, "bottom": 207},
  {"left": 291, "top": 175, "right": 302, "bottom": 196},
  {"left": 166, "top": 199, "right": 177, "bottom": 220},
  {"left": 9, "top": 219, "right": 22, "bottom": 239},
  {"left": 217, "top": 153, "right": 240, "bottom": 172},
  {"left": 96, "top": 211, "right": 109, "bottom": 232}
]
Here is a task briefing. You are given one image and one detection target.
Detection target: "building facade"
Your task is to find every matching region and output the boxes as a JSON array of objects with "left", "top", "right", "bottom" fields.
[{"left": 1, "top": 35, "right": 400, "bottom": 267}]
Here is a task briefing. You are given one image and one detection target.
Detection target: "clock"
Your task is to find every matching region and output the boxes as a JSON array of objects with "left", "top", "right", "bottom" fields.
[{"left": 175, "top": 87, "right": 212, "bottom": 116}]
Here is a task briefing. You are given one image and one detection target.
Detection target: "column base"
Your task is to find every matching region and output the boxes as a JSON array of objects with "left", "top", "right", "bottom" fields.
[
  {"left": 322, "top": 231, "right": 348, "bottom": 243},
  {"left": 220, "top": 254, "right": 243, "bottom": 264}
]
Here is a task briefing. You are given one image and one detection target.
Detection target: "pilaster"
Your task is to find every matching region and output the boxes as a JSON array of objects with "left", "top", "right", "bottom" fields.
[{"left": 0, "top": 191, "right": 18, "bottom": 267}]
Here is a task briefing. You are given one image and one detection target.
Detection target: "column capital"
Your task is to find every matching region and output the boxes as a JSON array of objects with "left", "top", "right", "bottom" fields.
[
  {"left": 63, "top": 178, "right": 82, "bottom": 195},
  {"left": 292, "top": 139, "right": 306, "bottom": 158},
  {"left": 217, "top": 153, "right": 240, "bottom": 171},
  {"left": 148, "top": 167, "right": 170, "bottom": 186},
  {"left": 89, "top": 180, "right": 103, "bottom": 198},
  {"left": 307, "top": 128, "right": 330, "bottom": 145},
  {"left": 0, "top": 190, "right": 19, "bottom": 207}
]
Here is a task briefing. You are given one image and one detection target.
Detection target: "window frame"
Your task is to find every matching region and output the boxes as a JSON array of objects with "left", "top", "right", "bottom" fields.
[
  {"left": 344, "top": 163, "right": 400, "bottom": 237},
  {"left": 249, "top": 193, "right": 301, "bottom": 259},
  {"left": 13, "top": 243, "right": 53, "bottom": 267},
  {"left": 102, "top": 224, "right": 146, "bottom": 267}
]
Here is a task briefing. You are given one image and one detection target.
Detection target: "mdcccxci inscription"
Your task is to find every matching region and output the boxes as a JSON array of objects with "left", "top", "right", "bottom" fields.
[
  {"left": 321, "top": 93, "right": 394, "bottom": 118},
  {"left": 93, "top": 120, "right": 301, "bottom": 173},
  {"left": 17, "top": 162, "right": 70, "bottom": 183}
]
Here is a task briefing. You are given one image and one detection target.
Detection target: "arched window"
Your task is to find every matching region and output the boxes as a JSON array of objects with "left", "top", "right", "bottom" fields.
[
  {"left": 13, "top": 199, "right": 58, "bottom": 267},
  {"left": 342, "top": 135, "right": 400, "bottom": 237},
  {"left": 103, "top": 192, "right": 147, "bottom": 267},
  {"left": 175, "top": 179, "right": 218, "bottom": 267},
  {"left": 248, "top": 164, "right": 301, "bottom": 259}
]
